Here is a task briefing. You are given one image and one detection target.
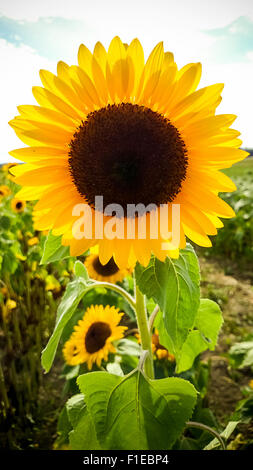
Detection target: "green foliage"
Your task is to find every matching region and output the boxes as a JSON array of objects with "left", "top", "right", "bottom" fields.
[
  {"left": 229, "top": 337, "right": 253, "bottom": 369},
  {"left": 41, "top": 277, "right": 91, "bottom": 372},
  {"left": 77, "top": 369, "right": 197, "bottom": 450},
  {"left": 40, "top": 231, "right": 70, "bottom": 264},
  {"left": 204, "top": 421, "right": 239, "bottom": 450},
  {"left": 135, "top": 244, "right": 200, "bottom": 360},
  {"left": 74, "top": 260, "right": 89, "bottom": 280},
  {"left": 176, "top": 299, "right": 223, "bottom": 373},
  {"left": 2, "top": 163, "right": 245, "bottom": 451},
  {"left": 205, "top": 172, "right": 253, "bottom": 265}
]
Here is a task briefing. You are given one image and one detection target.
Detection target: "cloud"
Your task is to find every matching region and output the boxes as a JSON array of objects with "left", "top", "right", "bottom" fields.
[
  {"left": 0, "top": 40, "right": 55, "bottom": 164},
  {"left": 204, "top": 16, "right": 253, "bottom": 63},
  {"left": 0, "top": 15, "right": 93, "bottom": 61}
]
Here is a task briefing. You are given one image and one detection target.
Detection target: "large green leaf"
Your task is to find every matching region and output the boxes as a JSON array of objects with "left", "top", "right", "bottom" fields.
[
  {"left": 40, "top": 230, "right": 70, "bottom": 264},
  {"left": 135, "top": 244, "right": 200, "bottom": 358},
  {"left": 77, "top": 369, "right": 197, "bottom": 450},
  {"left": 66, "top": 394, "right": 101, "bottom": 450},
  {"left": 176, "top": 299, "right": 223, "bottom": 373},
  {"left": 41, "top": 277, "right": 89, "bottom": 372},
  {"left": 69, "top": 408, "right": 101, "bottom": 450}
]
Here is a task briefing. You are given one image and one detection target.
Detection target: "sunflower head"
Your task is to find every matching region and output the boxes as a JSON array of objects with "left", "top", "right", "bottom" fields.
[
  {"left": 11, "top": 198, "right": 26, "bottom": 213},
  {"left": 62, "top": 338, "right": 80, "bottom": 366},
  {"left": 84, "top": 246, "right": 134, "bottom": 283},
  {"left": 0, "top": 185, "right": 11, "bottom": 198},
  {"left": 2, "top": 162, "right": 18, "bottom": 174},
  {"left": 152, "top": 329, "right": 175, "bottom": 361},
  {"left": 63, "top": 304, "right": 127, "bottom": 370},
  {"left": 9, "top": 37, "right": 249, "bottom": 269},
  {"left": 27, "top": 236, "right": 39, "bottom": 246}
]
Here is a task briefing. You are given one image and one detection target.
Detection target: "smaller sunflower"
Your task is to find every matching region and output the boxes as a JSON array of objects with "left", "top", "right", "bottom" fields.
[
  {"left": 63, "top": 338, "right": 80, "bottom": 366},
  {"left": 11, "top": 198, "right": 26, "bottom": 213},
  {"left": 27, "top": 236, "right": 39, "bottom": 246},
  {"left": 2, "top": 163, "right": 18, "bottom": 174},
  {"left": 152, "top": 329, "right": 175, "bottom": 362},
  {"left": 1, "top": 298, "right": 17, "bottom": 322},
  {"left": 63, "top": 305, "right": 127, "bottom": 370},
  {"left": 136, "top": 329, "right": 175, "bottom": 361},
  {"left": 0, "top": 185, "right": 11, "bottom": 198},
  {"left": 84, "top": 246, "right": 133, "bottom": 283}
]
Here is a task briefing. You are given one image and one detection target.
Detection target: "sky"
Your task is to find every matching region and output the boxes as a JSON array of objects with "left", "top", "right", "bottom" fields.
[{"left": 0, "top": 0, "right": 253, "bottom": 163}]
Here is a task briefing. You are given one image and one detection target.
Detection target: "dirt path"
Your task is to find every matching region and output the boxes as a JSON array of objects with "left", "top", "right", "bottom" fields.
[
  {"left": 200, "top": 257, "right": 253, "bottom": 352},
  {"left": 199, "top": 257, "right": 253, "bottom": 444}
]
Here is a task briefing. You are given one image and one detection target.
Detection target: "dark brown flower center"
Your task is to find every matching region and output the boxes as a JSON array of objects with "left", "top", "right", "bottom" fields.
[
  {"left": 68, "top": 103, "right": 188, "bottom": 215},
  {"left": 16, "top": 202, "right": 23, "bottom": 210},
  {"left": 92, "top": 256, "right": 120, "bottom": 277},
  {"left": 85, "top": 321, "right": 111, "bottom": 353}
]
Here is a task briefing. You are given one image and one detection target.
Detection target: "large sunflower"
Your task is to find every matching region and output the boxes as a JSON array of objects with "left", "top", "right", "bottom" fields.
[
  {"left": 9, "top": 37, "right": 248, "bottom": 268},
  {"left": 63, "top": 304, "right": 127, "bottom": 370}
]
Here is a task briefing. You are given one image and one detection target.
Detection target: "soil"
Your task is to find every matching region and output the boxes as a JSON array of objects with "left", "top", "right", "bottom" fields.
[{"left": 199, "top": 256, "right": 253, "bottom": 448}]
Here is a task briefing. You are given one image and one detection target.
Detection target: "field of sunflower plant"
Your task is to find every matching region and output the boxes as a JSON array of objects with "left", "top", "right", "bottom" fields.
[{"left": 1, "top": 37, "right": 253, "bottom": 452}]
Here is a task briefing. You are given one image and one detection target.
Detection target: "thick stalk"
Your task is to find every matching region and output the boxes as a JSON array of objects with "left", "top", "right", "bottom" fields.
[{"left": 134, "top": 274, "right": 154, "bottom": 379}]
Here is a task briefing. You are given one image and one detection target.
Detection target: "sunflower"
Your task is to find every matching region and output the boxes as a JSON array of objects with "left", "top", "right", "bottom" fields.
[
  {"left": 0, "top": 185, "right": 11, "bottom": 197},
  {"left": 151, "top": 329, "right": 175, "bottom": 362},
  {"left": 11, "top": 198, "right": 26, "bottom": 213},
  {"left": 62, "top": 338, "right": 80, "bottom": 366},
  {"left": 9, "top": 37, "right": 248, "bottom": 268},
  {"left": 2, "top": 162, "right": 18, "bottom": 173},
  {"left": 63, "top": 304, "right": 127, "bottom": 370},
  {"left": 136, "top": 329, "right": 175, "bottom": 361},
  {"left": 27, "top": 236, "right": 39, "bottom": 246},
  {"left": 84, "top": 246, "right": 133, "bottom": 283},
  {"left": 1, "top": 298, "right": 17, "bottom": 322}
]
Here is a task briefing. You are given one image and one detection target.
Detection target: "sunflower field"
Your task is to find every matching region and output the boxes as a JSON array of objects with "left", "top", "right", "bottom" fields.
[{"left": 1, "top": 37, "right": 253, "bottom": 453}]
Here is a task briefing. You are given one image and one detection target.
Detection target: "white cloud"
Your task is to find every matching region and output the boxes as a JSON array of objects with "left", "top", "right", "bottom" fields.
[
  {"left": 1, "top": 0, "right": 253, "bottom": 164},
  {"left": 0, "top": 39, "right": 55, "bottom": 163},
  {"left": 200, "top": 61, "right": 253, "bottom": 150},
  {"left": 1, "top": 0, "right": 253, "bottom": 27}
]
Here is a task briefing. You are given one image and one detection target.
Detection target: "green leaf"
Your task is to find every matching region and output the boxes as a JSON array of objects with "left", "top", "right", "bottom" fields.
[
  {"left": 69, "top": 407, "right": 101, "bottom": 450},
  {"left": 115, "top": 338, "right": 141, "bottom": 356},
  {"left": 66, "top": 394, "right": 101, "bottom": 450},
  {"left": 241, "top": 348, "right": 253, "bottom": 368},
  {"left": 176, "top": 331, "right": 208, "bottom": 374},
  {"left": 194, "top": 299, "right": 223, "bottom": 349},
  {"left": 135, "top": 244, "right": 200, "bottom": 358},
  {"left": 230, "top": 340, "right": 253, "bottom": 355},
  {"left": 2, "top": 251, "right": 18, "bottom": 274},
  {"left": 56, "top": 406, "right": 72, "bottom": 446},
  {"left": 78, "top": 370, "right": 197, "bottom": 450},
  {"left": 41, "top": 277, "right": 89, "bottom": 372},
  {"left": 40, "top": 230, "right": 70, "bottom": 264},
  {"left": 66, "top": 394, "right": 86, "bottom": 428},
  {"left": 176, "top": 299, "right": 223, "bottom": 373},
  {"left": 106, "top": 362, "right": 124, "bottom": 376},
  {"left": 74, "top": 260, "right": 89, "bottom": 280},
  {"left": 204, "top": 421, "right": 239, "bottom": 450},
  {"left": 0, "top": 215, "right": 11, "bottom": 230}
]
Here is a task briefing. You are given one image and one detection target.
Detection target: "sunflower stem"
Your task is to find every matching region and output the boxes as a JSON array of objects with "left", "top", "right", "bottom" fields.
[
  {"left": 133, "top": 271, "right": 154, "bottom": 379},
  {"left": 90, "top": 281, "right": 136, "bottom": 311}
]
